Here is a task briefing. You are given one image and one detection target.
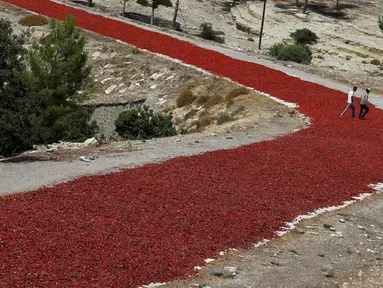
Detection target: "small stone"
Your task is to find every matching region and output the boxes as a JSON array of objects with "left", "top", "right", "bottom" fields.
[
  {"left": 321, "top": 264, "right": 334, "bottom": 277},
  {"left": 226, "top": 136, "right": 234, "bottom": 139},
  {"left": 357, "top": 225, "right": 365, "bottom": 230},
  {"left": 270, "top": 260, "right": 281, "bottom": 266},
  {"left": 376, "top": 255, "right": 383, "bottom": 260},
  {"left": 329, "top": 227, "right": 336, "bottom": 231},
  {"left": 194, "top": 140, "right": 200, "bottom": 143},
  {"left": 79, "top": 156, "right": 91, "bottom": 162},
  {"left": 293, "top": 228, "right": 305, "bottom": 234},
  {"left": 150, "top": 84, "right": 157, "bottom": 89},
  {"left": 105, "top": 84, "right": 117, "bottom": 95},
  {"left": 339, "top": 219, "right": 345, "bottom": 223},
  {"left": 323, "top": 223, "right": 333, "bottom": 229},
  {"left": 210, "top": 267, "right": 224, "bottom": 277},
  {"left": 198, "top": 285, "right": 210, "bottom": 288},
  {"left": 223, "top": 266, "right": 237, "bottom": 278},
  {"left": 288, "top": 249, "right": 298, "bottom": 255},
  {"left": 317, "top": 253, "right": 325, "bottom": 257},
  {"left": 175, "top": 139, "right": 181, "bottom": 142}
]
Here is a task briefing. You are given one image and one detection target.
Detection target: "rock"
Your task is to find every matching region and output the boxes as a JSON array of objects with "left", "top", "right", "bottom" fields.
[
  {"left": 165, "top": 75, "right": 175, "bottom": 81},
  {"left": 321, "top": 264, "right": 334, "bottom": 277},
  {"left": 329, "top": 227, "right": 336, "bottom": 231},
  {"left": 150, "top": 84, "right": 157, "bottom": 89},
  {"left": 198, "top": 285, "right": 211, "bottom": 288},
  {"left": 210, "top": 267, "right": 225, "bottom": 277},
  {"left": 223, "top": 266, "right": 237, "bottom": 278},
  {"left": 194, "top": 140, "right": 200, "bottom": 143},
  {"left": 317, "top": 253, "right": 325, "bottom": 257},
  {"left": 226, "top": 136, "right": 234, "bottom": 139},
  {"left": 105, "top": 84, "right": 117, "bottom": 95},
  {"left": 83, "top": 137, "right": 99, "bottom": 147},
  {"left": 92, "top": 51, "right": 101, "bottom": 59},
  {"left": 357, "top": 225, "right": 365, "bottom": 230},
  {"left": 149, "top": 72, "right": 163, "bottom": 81},
  {"left": 339, "top": 218, "right": 345, "bottom": 223},
  {"left": 270, "top": 260, "right": 281, "bottom": 266},
  {"left": 376, "top": 255, "right": 383, "bottom": 260},
  {"left": 293, "top": 228, "right": 305, "bottom": 234},
  {"left": 323, "top": 223, "right": 333, "bottom": 229},
  {"left": 79, "top": 156, "right": 91, "bottom": 162}
]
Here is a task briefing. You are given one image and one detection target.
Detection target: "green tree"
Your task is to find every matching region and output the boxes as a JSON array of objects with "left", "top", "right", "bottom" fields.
[
  {"left": 136, "top": 0, "right": 173, "bottom": 25},
  {"left": 0, "top": 20, "right": 33, "bottom": 156},
  {"left": 27, "top": 15, "right": 97, "bottom": 144}
]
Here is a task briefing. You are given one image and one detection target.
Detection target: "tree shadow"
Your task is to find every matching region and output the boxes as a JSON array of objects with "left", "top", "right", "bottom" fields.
[
  {"left": 121, "top": 12, "right": 182, "bottom": 31},
  {"left": 1, "top": 155, "right": 55, "bottom": 164},
  {"left": 71, "top": 0, "right": 94, "bottom": 8},
  {"left": 215, "top": 1, "right": 234, "bottom": 12},
  {"left": 274, "top": 1, "right": 359, "bottom": 20}
]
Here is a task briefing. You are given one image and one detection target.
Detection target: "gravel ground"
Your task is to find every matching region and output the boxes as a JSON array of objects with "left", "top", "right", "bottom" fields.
[{"left": 0, "top": 116, "right": 304, "bottom": 195}]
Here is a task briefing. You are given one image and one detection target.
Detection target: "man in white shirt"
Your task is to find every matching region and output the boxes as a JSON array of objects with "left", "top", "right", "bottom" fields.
[
  {"left": 358, "top": 88, "right": 371, "bottom": 120},
  {"left": 340, "top": 86, "right": 357, "bottom": 118}
]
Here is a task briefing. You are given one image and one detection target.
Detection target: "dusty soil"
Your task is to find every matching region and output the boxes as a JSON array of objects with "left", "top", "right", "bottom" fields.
[
  {"left": 62, "top": 0, "right": 383, "bottom": 95},
  {"left": 0, "top": 2, "right": 303, "bottom": 140}
]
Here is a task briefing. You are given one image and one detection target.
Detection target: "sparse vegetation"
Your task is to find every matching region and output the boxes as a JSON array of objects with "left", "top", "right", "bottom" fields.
[
  {"left": 216, "top": 112, "right": 232, "bottom": 125},
  {"left": 196, "top": 94, "right": 210, "bottom": 106},
  {"left": 290, "top": 28, "right": 318, "bottom": 45},
  {"left": 203, "top": 94, "right": 223, "bottom": 108},
  {"left": 199, "top": 22, "right": 225, "bottom": 44},
  {"left": 18, "top": 14, "right": 49, "bottom": 26},
  {"left": 183, "top": 109, "right": 198, "bottom": 121},
  {"left": 115, "top": 105, "right": 176, "bottom": 139},
  {"left": 226, "top": 87, "right": 248, "bottom": 101},
  {"left": 370, "top": 59, "right": 381, "bottom": 65},
  {"left": 379, "top": 16, "right": 383, "bottom": 33},
  {"left": 176, "top": 89, "right": 196, "bottom": 107}
]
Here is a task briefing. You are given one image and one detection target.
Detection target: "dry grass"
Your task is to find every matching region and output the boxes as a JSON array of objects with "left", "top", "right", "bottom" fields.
[
  {"left": 18, "top": 14, "right": 49, "bottom": 26},
  {"left": 197, "top": 115, "right": 214, "bottom": 130},
  {"left": 176, "top": 89, "right": 196, "bottom": 107},
  {"left": 226, "top": 87, "right": 249, "bottom": 101},
  {"left": 216, "top": 112, "right": 232, "bottom": 125},
  {"left": 203, "top": 94, "right": 223, "bottom": 108},
  {"left": 196, "top": 95, "right": 210, "bottom": 106},
  {"left": 183, "top": 109, "right": 198, "bottom": 121}
]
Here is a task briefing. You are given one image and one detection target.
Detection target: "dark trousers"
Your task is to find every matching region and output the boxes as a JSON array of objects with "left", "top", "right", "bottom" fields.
[{"left": 359, "top": 105, "right": 369, "bottom": 119}]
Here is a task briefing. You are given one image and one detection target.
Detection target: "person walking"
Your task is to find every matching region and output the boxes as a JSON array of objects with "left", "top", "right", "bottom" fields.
[
  {"left": 359, "top": 88, "right": 371, "bottom": 120},
  {"left": 340, "top": 86, "right": 357, "bottom": 118}
]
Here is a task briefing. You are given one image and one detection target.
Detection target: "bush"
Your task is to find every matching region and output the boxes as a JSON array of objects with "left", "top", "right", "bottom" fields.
[
  {"left": 200, "top": 22, "right": 225, "bottom": 44},
  {"left": 176, "top": 89, "right": 196, "bottom": 107},
  {"left": 216, "top": 112, "right": 232, "bottom": 125},
  {"left": 226, "top": 87, "right": 248, "bottom": 101},
  {"left": 204, "top": 94, "right": 223, "bottom": 108},
  {"left": 290, "top": 28, "right": 318, "bottom": 45},
  {"left": 269, "top": 42, "right": 285, "bottom": 57},
  {"left": 196, "top": 95, "right": 210, "bottom": 106},
  {"left": 370, "top": 59, "right": 381, "bottom": 65},
  {"left": 276, "top": 44, "right": 312, "bottom": 64},
  {"left": 183, "top": 109, "right": 198, "bottom": 121},
  {"left": 18, "top": 14, "right": 49, "bottom": 26},
  {"left": 115, "top": 106, "right": 176, "bottom": 140},
  {"left": 379, "top": 16, "right": 383, "bottom": 33}
]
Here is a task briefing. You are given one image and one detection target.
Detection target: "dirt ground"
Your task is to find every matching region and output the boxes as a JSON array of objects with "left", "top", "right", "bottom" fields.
[
  {"left": 1, "top": 1, "right": 383, "bottom": 288},
  {"left": 63, "top": 0, "right": 383, "bottom": 95}
]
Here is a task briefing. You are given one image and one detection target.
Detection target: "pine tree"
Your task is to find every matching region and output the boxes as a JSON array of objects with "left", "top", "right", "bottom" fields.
[
  {"left": 0, "top": 20, "right": 33, "bottom": 156},
  {"left": 136, "top": 0, "right": 173, "bottom": 25}
]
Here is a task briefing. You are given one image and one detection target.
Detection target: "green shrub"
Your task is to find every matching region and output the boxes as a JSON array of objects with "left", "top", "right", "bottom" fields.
[
  {"left": 277, "top": 44, "right": 312, "bottom": 64},
  {"left": 18, "top": 14, "right": 49, "bottom": 26},
  {"left": 115, "top": 106, "right": 176, "bottom": 140},
  {"left": 269, "top": 42, "right": 285, "bottom": 57},
  {"left": 200, "top": 22, "right": 225, "bottom": 44},
  {"left": 290, "top": 28, "right": 318, "bottom": 45}
]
